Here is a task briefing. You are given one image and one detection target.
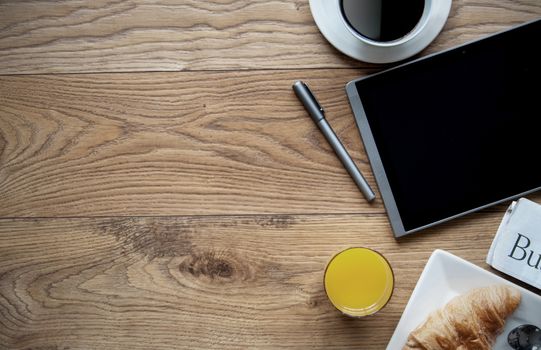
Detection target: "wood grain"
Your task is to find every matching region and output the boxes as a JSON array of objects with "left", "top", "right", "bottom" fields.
[
  {"left": 0, "top": 0, "right": 540, "bottom": 74},
  {"left": 0, "top": 69, "right": 384, "bottom": 217},
  {"left": 1, "top": 212, "right": 532, "bottom": 350}
]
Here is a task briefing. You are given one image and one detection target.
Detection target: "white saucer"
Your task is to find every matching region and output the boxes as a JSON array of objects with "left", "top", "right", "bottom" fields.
[{"left": 309, "top": 0, "right": 452, "bottom": 63}]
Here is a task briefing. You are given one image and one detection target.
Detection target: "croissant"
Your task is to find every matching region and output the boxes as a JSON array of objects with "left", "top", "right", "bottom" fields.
[{"left": 403, "top": 285, "right": 521, "bottom": 350}]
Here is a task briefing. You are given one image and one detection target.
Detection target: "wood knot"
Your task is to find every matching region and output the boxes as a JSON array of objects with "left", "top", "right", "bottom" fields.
[
  {"left": 179, "top": 250, "right": 254, "bottom": 283},
  {"left": 207, "top": 259, "right": 233, "bottom": 278}
]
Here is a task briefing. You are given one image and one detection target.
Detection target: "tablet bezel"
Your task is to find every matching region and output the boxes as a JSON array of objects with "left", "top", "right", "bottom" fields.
[{"left": 345, "top": 19, "right": 541, "bottom": 238}]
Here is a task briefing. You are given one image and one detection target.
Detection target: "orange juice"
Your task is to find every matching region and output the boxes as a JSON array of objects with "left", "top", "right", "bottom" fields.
[{"left": 324, "top": 248, "right": 394, "bottom": 317}]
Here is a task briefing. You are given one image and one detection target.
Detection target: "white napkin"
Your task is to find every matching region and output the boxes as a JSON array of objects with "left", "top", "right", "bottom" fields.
[{"left": 487, "top": 198, "right": 541, "bottom": 290}]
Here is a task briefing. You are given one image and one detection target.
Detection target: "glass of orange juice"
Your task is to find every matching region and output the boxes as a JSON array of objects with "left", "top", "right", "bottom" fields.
[{"left": 324, "top": 247, "right": 394, "bottom": 317}]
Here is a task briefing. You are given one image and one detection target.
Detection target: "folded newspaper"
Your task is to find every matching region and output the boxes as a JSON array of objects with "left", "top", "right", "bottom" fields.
[{"left": 487, "top": 198, "right": 541, "bottom": 290}]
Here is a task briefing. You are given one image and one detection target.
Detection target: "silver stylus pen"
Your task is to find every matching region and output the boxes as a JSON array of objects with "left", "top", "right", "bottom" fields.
[{"left": 292, "top": 81, "right": 376, "bottom": 202}]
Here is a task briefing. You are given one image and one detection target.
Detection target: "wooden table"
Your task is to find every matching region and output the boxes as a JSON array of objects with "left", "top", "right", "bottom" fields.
[{"left": 1, "top": 1, "right": 540, "bottom": 349}]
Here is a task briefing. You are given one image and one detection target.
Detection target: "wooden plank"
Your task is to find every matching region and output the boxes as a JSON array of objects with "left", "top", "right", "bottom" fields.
[
  {"left": 0, "top": 69, "right": 385, "bottom": 217},
  {"left": 0, "top": 212, "right": 533, "bottom": 349},
  {"left": 0, "top": 0, "right": 540, "bottom": 74}
]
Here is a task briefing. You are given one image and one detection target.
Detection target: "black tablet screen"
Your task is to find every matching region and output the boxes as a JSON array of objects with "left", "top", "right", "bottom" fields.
[{"left": 354, "top": 20, "right": 541, "bottom": 232}]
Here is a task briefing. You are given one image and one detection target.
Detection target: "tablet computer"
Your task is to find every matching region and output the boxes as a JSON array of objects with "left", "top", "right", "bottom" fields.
[{"left": 346, "top": 19, "right": 541, "bottom": 237}]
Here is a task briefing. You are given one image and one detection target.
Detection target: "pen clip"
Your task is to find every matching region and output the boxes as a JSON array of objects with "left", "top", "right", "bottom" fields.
[{"left": 302, "top": 82, "right": 325, "bottom": 115}]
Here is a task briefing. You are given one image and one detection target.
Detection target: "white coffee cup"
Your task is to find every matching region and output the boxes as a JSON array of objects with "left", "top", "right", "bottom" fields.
[{"left": 308, "top": 0, "right": 451, "bottom": 63}]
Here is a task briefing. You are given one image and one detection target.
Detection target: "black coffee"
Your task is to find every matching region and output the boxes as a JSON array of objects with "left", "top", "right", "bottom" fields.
[{"left": 341, "top": 0, "right": 425, "bottom": 42}]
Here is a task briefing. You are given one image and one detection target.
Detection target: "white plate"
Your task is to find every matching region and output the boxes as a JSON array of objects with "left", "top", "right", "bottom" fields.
[
  {"left": 308, "top": 0, "right": 451, "bottom": 63},
  {"left": 387, "top": 249, "right": 541, "bottom": 350}
]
